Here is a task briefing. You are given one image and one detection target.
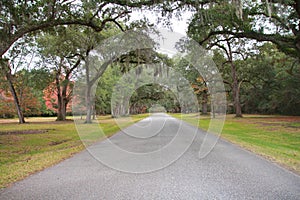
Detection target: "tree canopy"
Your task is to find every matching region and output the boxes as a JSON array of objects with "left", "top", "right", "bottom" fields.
[{"left": 188, "top": 0, "right": 300, "bottom": 59}]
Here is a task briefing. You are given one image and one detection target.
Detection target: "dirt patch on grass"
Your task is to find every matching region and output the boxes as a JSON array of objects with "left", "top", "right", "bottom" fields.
[
  {"left": 0, "top": 129, "right": 53, "bottom": 135},
  {"left": 240, "top": 116, "right": 300, "bottom": 131},
  {"left": 251, "top": 116, "right": 300, "bottom": 123},
  {"left": 30, "top": 119, "right": 74, "bottom": 124},
  {"left": 49, "top": 139, "right": 70, "bottom": 146}
]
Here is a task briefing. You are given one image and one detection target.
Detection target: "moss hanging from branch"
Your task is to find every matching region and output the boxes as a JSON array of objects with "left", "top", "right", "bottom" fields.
[{"left": 232, "top": 0, "right": 243, "bottom": 20}]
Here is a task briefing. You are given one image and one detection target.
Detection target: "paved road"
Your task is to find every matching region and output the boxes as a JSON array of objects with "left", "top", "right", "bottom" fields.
[{"left": 1, "top": 113, "right": 299, "bottom": 199}]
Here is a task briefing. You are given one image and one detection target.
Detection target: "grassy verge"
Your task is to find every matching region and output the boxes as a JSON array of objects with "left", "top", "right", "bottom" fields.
[
  {"left": 0, "top": 114, "right": 149, "bottom": 188},
  {"left": 170, "top": 113, "right": 300, "bottom": 174}
]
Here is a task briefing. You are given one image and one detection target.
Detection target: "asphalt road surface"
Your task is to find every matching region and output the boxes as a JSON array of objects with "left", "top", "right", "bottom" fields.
[{"left": 1, "top": 113, "right": 299, "bottom": 199}]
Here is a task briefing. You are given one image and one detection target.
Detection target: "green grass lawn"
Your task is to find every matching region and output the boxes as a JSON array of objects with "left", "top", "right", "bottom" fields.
[
  {"left": 171, "top": 113, "right": 300, "bottom": 174},
  {"left": 0, "top": 114, "right": 149, "bottom": 188}
]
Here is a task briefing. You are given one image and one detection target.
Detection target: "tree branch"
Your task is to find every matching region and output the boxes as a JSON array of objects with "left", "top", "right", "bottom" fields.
[{"left": 199, "top": 29, "right": 298, "bottom": 58}]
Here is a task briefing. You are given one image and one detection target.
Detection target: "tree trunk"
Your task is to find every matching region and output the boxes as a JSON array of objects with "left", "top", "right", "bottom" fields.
[
  {"left": 235, "top": 81, "right": 243, "bottom": 117},
  {"left": 227, "top": 40, "right": 243, "bottom": 118},
  {"left": 231, "top": 63, "right": 242, "bottom": 118},
  {"left": 201, "top": 90, "right": 208, "bottom": 115},
  {"left": 3, "top": 62, "right": 25, "bottom": 123},
  {"left": 211, "top": 103, "right": 215, "bottom": 118},
  {"left": 58, "top": 79, "right": 69, "bottom": 121},
  {"left": 56, "top": 94, "right": 67, "bottom": 121},
  {"left": 235, "top": 93, "right": 242, "bottom": 117},
  {"left": 85, "top": 84, "right": 93, "bottom": 123},
  {"left": 56, "top": 103, "right": 66, "bottom": 120},
  {"left": 7, "top": 73, "right": 25, "bottom": 123},
  {"left": 92, "top": 104, "right": 96, "bottom": 120},
  {"left": 55, "top": 70, "right": 67, "bottom": 121}
]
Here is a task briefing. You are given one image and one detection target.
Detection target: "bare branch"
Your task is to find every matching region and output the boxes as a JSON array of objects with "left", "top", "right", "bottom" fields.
[{"left": 90, "top": 2, "right": 109, "bottom": 22}]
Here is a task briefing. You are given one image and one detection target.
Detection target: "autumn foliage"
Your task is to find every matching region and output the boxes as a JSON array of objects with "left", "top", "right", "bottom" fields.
[
  {"left": 0, "top": 85, "right": 41, "bottom": 118},
  {"left": 43, "top": 80, "right": 73, "bottom": 114}
]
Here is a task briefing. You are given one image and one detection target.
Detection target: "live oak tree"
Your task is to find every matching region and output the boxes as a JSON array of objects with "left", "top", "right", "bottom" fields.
[
  {"left": 187, "top": 0, "right": 300, "bottom": 59},
  {"left": 38, "top": 26, "right": 87, "bottom": 121},
  {"left": 212, "top": 38, "right": 248, "bottom": 117}
]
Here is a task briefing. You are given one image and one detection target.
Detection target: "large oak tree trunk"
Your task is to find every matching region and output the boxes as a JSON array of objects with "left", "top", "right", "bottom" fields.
[
  {"left": 227, "top": 41, "right": 243, "bottom": 118},
  {"left": 55, "top": 59, "right": 78, "bottom": 121},
  {"left": 55, "top": 70, "right": 67, "bottom": 121},
  {"left": 235, "top": 92, "right": 242, "bottom": 117},
  {"left": 56, "top": 94, "right": 67, "bottom": 121},
  {"left": 57, "top": 80, "right": 69, "bottom": 121},
  {"left": 231, "top": 63, "right": 242, "bottom": 118},
  {"left": 56, "top": 103, "right": 66, "bottom": 121},
  {"left": 85, "top": 84, "right": 93, "bottom": 123},
  {"left": 201, "top": 90, "right": 208, "bottom": 115},
  {"left": 92, "top": 104, "right": 96, "bottom": 120}
]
